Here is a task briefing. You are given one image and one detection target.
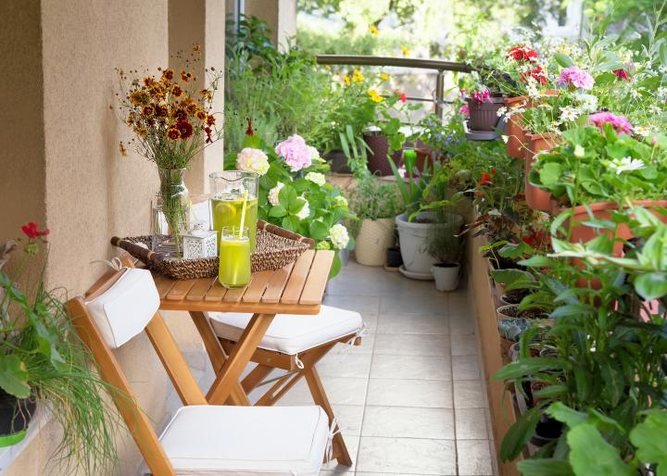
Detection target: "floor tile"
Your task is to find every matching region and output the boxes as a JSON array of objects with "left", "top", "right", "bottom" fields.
[
  {"left": 332, "top": 332, "right": 375, "bottom": 354},
  {"left": 452, "top": 354, "right": 482, "bottom": 380},
  {"left": 455, "top": 407, "right": 489, "bottom": 439},
  {"left": 376, "top": 313, "right": 448, "bottom": 335},
  {"left": 457, "top": 439, "right": 494, "bottom": 475},
  {"left": 366, "top": 378, "right": 452, "bottom": 408},
  {"left": 356, "top": 437, "right": 457, "bottom": 475},
  {"left": 324, "top": 294, "right": 381, "bottom": 314},
  {"left": 274, "top": 375, "right": 369, "bottom": 406},
  {"left": 362, "top": 406, "right": 455, "bottom": 439},
  {"left": 317, "top": 352, "right": 373, "bottom": 379},
  {"left": 380, "top": 294, "right": 447, "bottom": 315},
  {"left": 333, "top": 404, "right": 365, "bottom": 436},
  {"left": 454, "top": 379, "right": 488, "bottom": 409},
  {"left": 374, "top": 333, "right": 450, "bottom": 356},
  {"left": 370, "top": 354, "right": 451, "bottom": 380},
  {"left": 450, "top": 334, "right": 480, "bottom": 356},
  {"left": 321, "top": 435, "right": 359, "bottom": 473}
]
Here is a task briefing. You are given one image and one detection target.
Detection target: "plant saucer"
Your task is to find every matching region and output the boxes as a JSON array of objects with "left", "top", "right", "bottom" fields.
[{"left": 398, "top": 265, "right": 434, "bottom": 281}]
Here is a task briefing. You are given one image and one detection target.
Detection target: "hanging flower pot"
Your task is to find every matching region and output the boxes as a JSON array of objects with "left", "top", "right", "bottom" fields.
[
  {"left": 504, "top": 96, "right": 529, "bottom": 159},
  {"left": 524, "top": 132, "right": 560, "bottom": 211},
  {"left": 466, "top": 96, "right": 504, "bottom": 131}
]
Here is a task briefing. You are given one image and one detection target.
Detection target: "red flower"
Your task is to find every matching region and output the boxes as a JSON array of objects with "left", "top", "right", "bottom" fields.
[
  {"left": 245, "top": 117, "right": 254, "bottom": 136},
  {"left": 399, "top": 91, "right": 407, "bottom": 103},
  {"left": 174, "top": 109, "right": 187, "bottom": 121},
  {"left": 21, "top": 222, "right": 49, "bottom": 239},
  {"left": 206, "top": 115, "right": 216, "bottom": 126},
  {"left": 521, "top": 66, "right": 548, "bottom": 84},
  {"left": 478, "top": 172, "right": 492, "bottom": 187},
  {"left": 613, "top": 68, "right": 630, "bottom": 81},
  {"left": 507, "top": 45, "right": 538, "bottom": 62},
  {"left": 167, "top": 127, "right": 180, "bottom": 140},
  {"left": 175, "top": 121, "right": 193, "bottom": 139},
  {"left": 155, "top": 105, "right": 168, "bottom": 117},
  {"left": 171, "top": 86, "right": 183, "bottom": 97},
  {"left": 521, "top": 230, "right": 549, "bottom": 248},
  {"left": 204, "top": 126, "right": 213, "bottom": 144}
]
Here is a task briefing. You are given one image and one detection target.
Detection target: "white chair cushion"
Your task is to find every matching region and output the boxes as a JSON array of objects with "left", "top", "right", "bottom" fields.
[
  {"left": 207, "top": 305, "right": 363, "bottom": 355},
  {"left": 159, "top": 405, "right": 329, "bottom": 475},
  {"left": 84, "top": 268, "right": 159, "bottom": 349}
]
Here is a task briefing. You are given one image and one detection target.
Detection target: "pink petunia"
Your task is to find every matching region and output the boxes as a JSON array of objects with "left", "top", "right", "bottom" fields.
[
  {"left": 557, "top": 67, "right": 594, "bottom": 90},
  {"left": 588, "top": 112, "right": 633, "bottom": 134},
  {"left": 459, "top": 104, "right": 470, "bottom": 117},
  {"left": 613, "top": 69, "right": 630, "bottom": 81}
]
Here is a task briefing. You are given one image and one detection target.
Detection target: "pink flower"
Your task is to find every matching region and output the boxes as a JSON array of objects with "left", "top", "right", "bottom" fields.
[
  {"left": 470, "top": 89, "right": 491, "bottom": 104},
  {"left": 557, "top": 67, "right": 594, "bottom": 90},
  {"left": 399, "top": 91, "right": 407, "bottom": 103},
  {"left": 588, "top": 112, "right": 633, "bottom": 134},
  {"left": 613, "top": 68, "right": 630, "bottom": 81},
  {"left": 275, "top": 134, "right": 313, "bottom": 172},
  {"left": 459, "top": 104, "right": 470, "bottom": 117}
]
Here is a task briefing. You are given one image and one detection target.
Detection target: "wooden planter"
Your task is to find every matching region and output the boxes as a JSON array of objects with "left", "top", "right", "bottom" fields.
[
  {"left": 504, "top": 96, "right": 529, "bottom": 159},
  {"left": 523, "top": 132, "right": 560, "bottom": 211}
]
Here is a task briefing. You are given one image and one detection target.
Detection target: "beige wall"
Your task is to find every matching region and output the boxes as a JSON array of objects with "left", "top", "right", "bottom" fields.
[
  {"left": 244, "top": 0, "right": 297, "bottom": 50},
  {"left": 1, "top": 0, "right": 224, "bottom": 474}
]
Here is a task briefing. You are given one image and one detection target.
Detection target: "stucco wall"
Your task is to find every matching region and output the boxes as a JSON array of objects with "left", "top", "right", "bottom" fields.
[
  {"left": 1, "top": 1, "right": 223, "bottom": 474},
  {"left": 244, "top": 0, "right": 297, "bottom": 50}
]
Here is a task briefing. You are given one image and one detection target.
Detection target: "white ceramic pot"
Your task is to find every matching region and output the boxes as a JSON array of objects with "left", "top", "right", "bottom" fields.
[
  {"left": 395, "top": 212, "right": 463, "bottom": 276},
  {"left": 431, "top": 263, "right": 460, "bottom": 291},
  {"left": 354, "top": 218, "right": 395, "bottom": 266}
]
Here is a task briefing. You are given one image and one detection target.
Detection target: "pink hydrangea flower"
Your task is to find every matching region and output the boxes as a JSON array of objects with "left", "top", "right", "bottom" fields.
[
  {"left": 588, "top": 112, "right": 633, "bottom": 134},
  {"left": 275, "top": 134, "right": 313, "bottom": 172},
  {"left": 557, "top": 67, "right": 594, "bottom": 90}
]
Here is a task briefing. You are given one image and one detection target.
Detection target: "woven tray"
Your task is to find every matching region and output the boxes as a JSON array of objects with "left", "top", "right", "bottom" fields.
[{"left": 111, "top": 221, "right": 314, "bottom": 280}]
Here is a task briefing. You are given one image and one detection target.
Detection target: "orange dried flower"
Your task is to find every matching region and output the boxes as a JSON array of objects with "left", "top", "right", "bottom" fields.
[
  {"left": 206, "top": 115, "right": 215, "bottom": 126},
  {"left": 171, "top": 86, "right": 183, "bottom": 97},
  {"left": 167, "top": 127, "right": 180, "bottom": 140},
  {"left": 162, "top": 68, "right": 174, "bottom": 81}
]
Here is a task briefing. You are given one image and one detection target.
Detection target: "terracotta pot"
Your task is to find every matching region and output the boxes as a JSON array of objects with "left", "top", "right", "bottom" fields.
[
  {"left": 524, "top": 132, "right": 560, "bottom": 211},
  {"left": 504, "top": 96, "right": 529, "bottom": 159},
  {"left": 467, "top": 96, "right": 504, "bottom": 131}
]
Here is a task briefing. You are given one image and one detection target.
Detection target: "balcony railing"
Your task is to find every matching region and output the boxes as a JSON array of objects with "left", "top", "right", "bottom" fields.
[{"left": 315, "top": 55, "right": 473, "bottom": 119}]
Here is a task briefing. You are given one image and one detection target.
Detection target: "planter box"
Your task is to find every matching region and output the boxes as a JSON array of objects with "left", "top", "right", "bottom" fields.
[
  {"left": 524, "top": 132, "right": 559, "bottom": 211},
  {"left": 504, "top": 96, "right": 529, "bottom": 159}
]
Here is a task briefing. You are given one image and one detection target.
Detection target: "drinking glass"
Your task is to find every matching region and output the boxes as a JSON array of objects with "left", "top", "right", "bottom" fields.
[
  {"left": 218, "top": 227, "right": 251, "bottom": 288},
  {"left": 209, "top": 172, "right": 259, "bottom": 250}
]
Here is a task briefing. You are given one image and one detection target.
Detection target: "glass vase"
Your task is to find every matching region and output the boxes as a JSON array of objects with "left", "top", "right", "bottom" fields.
[{"left": 152, "top": 168, "right": 191, "bottom": 257}]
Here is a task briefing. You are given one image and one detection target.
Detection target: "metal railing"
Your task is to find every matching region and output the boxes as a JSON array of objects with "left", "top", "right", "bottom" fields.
[{"left": 315, "top": 55, "right": 473, "bottom": 119}]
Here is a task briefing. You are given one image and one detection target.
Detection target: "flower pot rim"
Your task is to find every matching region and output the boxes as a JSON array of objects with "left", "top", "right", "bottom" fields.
[
  {"left": 432, "top": 262, "right": 460, "bottom": 268},
  {"left": 568, "top": 199, "right": 667, "bottom": 215},
  {"left": 524, "top": 131, "right": 561, "bottom": 142}
]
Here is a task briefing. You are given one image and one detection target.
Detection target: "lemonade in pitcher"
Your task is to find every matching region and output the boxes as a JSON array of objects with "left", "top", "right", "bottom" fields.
[{"left": 209, "top": 171, "right": 259, "bottom": 250}]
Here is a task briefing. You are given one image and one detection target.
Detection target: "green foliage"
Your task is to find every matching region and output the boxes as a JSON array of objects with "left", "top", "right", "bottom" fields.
[{"left": 347, "top": 176, "right": 404, "bottom": 222}]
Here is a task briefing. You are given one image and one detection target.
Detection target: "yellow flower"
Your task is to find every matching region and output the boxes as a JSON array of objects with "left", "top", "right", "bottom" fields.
[
  {"left": 369, "top": 24, "right": 379, "bottom": 36},
  {"left": 368, "top": 89, "right": 384, "bottom": 103},
  {"left": 343, "top": 74, "right": 351, "bottom": 86},
  {"left": 379, "top": 72, "right": 390, "bottom": 82},
  {"left": 400, "top": 45, "right": 410, "bottom": 57},
  {"left": 352, "top": 69, "right": 364, "bottom": 83}
]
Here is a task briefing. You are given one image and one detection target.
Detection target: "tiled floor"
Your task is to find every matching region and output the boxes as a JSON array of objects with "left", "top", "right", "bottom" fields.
[
  {"left": 182, "top": 259, "right": 497, "bottom": 476},
  {"left": 285, "top": 260, "right": 495, "bottom": 476}
]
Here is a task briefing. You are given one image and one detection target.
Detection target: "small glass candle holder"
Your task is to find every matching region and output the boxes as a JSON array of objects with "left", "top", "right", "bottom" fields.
[{"left": 218, "top": 226, "right": 251, "bottom": 289}]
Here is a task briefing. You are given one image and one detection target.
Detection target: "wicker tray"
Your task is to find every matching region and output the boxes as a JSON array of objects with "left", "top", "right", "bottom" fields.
[{"left": 111, "top": 220, "right": 314, "bottom": 280}]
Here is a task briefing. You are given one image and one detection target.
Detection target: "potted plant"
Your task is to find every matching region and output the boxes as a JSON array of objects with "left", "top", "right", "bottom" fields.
[
  {"left": 426, "top": 210, "right": 465, "bottom": 291},
  {"left": 348, "top": 176, "right": 404, "bottom": 266},
  {"left": 0, "top": 224, "right": 117, "bottom": 472},
  {"left": 465, "top": 87, "right": 504, "bottom": 131}
]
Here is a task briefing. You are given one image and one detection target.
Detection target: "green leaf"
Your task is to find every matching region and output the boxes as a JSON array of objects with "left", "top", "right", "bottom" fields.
[
  {"left": 567, "top": 423, "right": 633, "bottom": 476},
  {"left": 517, "top": 459, "right": 574, "bottom": 476},
  {"left": 0, "top": 355, "right": 31, "bottom": 399},
  {"left": 309, "top": 220, "right": 330, "bottom": 241},
  {"left": 633, "top": 272, "right": 667, "bottom": 300},
  {"left": 548, "top": 402, "right": 587, "bottom": 428},
  {"left": 268, "top": 205, "right": 287, "bottom": 218},
  {"left": 494, "top": 357, "right": 568, "bottom": 381},
  {"left": 630, "top": 411, "right": 667, "bottom": 474},
  {"left": 329, "top": 252, "right": 342, "bottom": 279},
  {"left": 539, "top": 163, "right": 562, "bottom": 187},
  {"left": 554, "top": 53, "right": 575, "bottom": 67},
  {"left": 500, "top": 406, "right": 543, "bottom": 461}
]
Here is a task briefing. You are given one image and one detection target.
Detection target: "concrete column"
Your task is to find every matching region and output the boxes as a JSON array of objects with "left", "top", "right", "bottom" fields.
[
  {"left": 244, "top": 0, "right": 297, "bottom": 51},
  {"left": 169, "top": 0, "right": 226, "bottom": 195}
]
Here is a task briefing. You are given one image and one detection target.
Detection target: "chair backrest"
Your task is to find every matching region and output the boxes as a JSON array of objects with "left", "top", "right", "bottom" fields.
[{"left": 67, "top": 264, "right": 208, "bottom": 476}]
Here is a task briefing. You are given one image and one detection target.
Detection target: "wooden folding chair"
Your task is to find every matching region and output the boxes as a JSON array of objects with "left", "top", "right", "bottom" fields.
[
  {"left": 204, "top": 306, "right": 366, "bottom": 466},
  {"left": 67, "top": 267, "right": 330, "bottom": 475}
]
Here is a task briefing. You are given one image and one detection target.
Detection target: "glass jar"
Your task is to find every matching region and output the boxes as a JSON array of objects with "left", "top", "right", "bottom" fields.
[{"left": 209, "top": 171, "right": 259, "bottom": 251}]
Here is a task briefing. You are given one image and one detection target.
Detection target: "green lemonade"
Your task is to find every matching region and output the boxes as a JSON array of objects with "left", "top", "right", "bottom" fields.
[
  {"left": 219, "top": 236, "right": 251, "bottom": 288},
  {"left": 211, "top": 194, "right": 258, "bottom": 250}
]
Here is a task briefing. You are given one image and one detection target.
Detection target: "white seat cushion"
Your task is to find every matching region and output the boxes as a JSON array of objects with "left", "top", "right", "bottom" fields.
[
  {"left": 207, "top": 305, "right": 363, "bottom": 355},
  {"left": 159, "top": 405, "right": 329, "bottom": 475}
]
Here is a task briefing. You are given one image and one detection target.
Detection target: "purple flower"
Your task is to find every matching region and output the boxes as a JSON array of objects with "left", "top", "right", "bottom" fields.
[
  {"left": 588, "top": 112, "right": 633, "bottom": 134},
  {"left": 557, "top": 67, "right": 594, "bottom": 90},
  {"left": 275, "top": 134, "right": 313, "bottom": 172}
]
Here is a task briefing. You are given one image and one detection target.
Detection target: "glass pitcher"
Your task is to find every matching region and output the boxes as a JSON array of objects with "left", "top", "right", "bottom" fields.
[{"left": 209, "top": 171, "right": 259, "bottom": 251}]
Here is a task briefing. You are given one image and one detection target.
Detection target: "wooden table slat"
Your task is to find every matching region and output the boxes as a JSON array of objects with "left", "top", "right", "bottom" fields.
[
  {"left": 300, "top": 251, "right": 334, "bottom": 305},
  {"left": 261, "top": 262, "right": 295, "bottom": 303},
  {"left": 222, "top": 283, "right": 248, "bottom": 303},
  {"left": 280, "top": 250, "right": 316, "bottom": 304},
  {"left": 155, "top": 275, "right": 178, "bottom": 300},
  {"left": 166, "top": 279, "right": 197, "bottom": 301},
  {"left": 186, "top": 278, "right": 217, "bottom": 301},
  {"left": 204, "top": 280, "right": 228, "bottom": 302},
  {"left": 242, "top": 270, "right": 274, "bottom": 303}
]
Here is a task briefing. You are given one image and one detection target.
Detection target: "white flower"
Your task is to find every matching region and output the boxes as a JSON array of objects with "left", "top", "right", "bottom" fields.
[
  {"left": 630, "top": 88, "right": 642, "bottom": 100},
  {"left": 609, "top": 156, "right": 645, "bottom": 175},
  {"left": 634, "top": 126, "right": 651, "bottom": 137},
  {"left": 559, "top": 106, "right": 579, "bottom": 122},
  {"left": 305, "top": 172, "right": 326, "bottom": 186},
  {"left": 328, "top": 223, "right": 349, "bottom": 250},
  {"left": 296, "top": 198, "right": 310, "bottom": 220},
  {"left": 334, "top": 195, "right": 348, "bottom": 209},
  {"left": 488, "top": 209, "right": 501, "bottom": 217},
  {"left": 268, "top": 182, "right": 285, "bottom": 207},
  {"left": 308, "top": 146, "right": 321, "bottom": 161},
  {"left": 574, "top": 145, "right": 585, "bottom": 158},
  {"left": 574, "top": 93, "right": 598, "bottom": 113},
  {"left": 236, "top": 147, "right": 269, "bottom": 176},
  {"left": 496, "top": 106, "right": 508, "bottom": 118}
]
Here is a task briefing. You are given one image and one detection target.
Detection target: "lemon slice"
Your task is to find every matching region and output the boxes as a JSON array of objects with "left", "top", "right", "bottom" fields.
[{"left": 215, "top": 202, "right": 236, "bottom": 217}]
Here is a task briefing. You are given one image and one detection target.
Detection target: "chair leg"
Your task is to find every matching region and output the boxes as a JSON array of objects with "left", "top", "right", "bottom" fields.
[
  {"left": 304, "top": 366, "right": 353, "bottom": 466},
  {"left": 241, "top": 364, "right": 273, "bottom": 394}
]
